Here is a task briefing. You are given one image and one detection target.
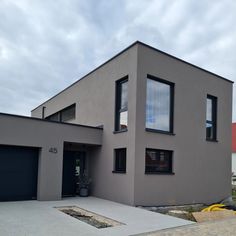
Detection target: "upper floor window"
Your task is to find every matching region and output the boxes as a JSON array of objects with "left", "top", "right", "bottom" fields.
[
  {"left": 47, "top": 112, "right": 60, "bottom": 122},
  {"left": 115, "top": 76, "right": 128, "bottom": 131},
  {"left": 61, "top": 104, "right": 76, "bottom": 122},
  {"left": 146, "top": 75, "right": 174, "bottom": 133},
  {"left": 45, "top": 104, "right": 76, "bottom": 122},
  {"left": 206, "top": 95, "right": 217, "bottom": 141}
]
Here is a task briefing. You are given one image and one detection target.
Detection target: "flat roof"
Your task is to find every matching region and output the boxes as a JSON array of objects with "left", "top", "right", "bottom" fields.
[
  {"left": 0, "top": 112, "right": 103, "bottom": 130},
  {"left": 32, "top": 41, "right": 233, "bottom": 111}
]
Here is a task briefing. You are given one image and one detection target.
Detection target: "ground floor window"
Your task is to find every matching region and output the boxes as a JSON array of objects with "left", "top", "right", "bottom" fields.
[
  {"left": 145, "top": 148, "right": 173, "bottom": 174},
  {"left": 113, "top": 148, "right": 126, "bottom": 173}
]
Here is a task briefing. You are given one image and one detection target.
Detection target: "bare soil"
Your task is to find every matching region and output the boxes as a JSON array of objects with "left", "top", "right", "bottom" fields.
[
  {"left": 57, "top": 206, "right": 124, "bottom": 229},
  {"left": 140, "top": 204, "right": 206, "bottom": 222},
  {"left": 61, "top": 209, "right": 112, "bottom": 228}
]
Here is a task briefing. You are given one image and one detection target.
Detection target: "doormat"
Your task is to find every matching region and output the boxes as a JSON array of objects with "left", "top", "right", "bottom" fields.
[{"left": 56, "top": 206, "right": 124, "bottom": 229}]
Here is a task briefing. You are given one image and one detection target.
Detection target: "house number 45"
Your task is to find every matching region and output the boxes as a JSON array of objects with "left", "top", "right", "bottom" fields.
[{"left": 49, "top": 147, "right": 58, "bottom": 154}]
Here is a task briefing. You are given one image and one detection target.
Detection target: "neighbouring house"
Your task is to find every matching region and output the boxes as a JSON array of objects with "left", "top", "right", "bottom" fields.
[
  {"left": 232, "top": 123, "right": 236, "bottom": 183},
  {"left": 0, "top": 41, "right": 233, "bottom": 206}
]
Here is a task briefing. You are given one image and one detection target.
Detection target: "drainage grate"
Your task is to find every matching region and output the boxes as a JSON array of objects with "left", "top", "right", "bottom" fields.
[{"left": 57, "top": 206, "right": 124, "bottom": 229}]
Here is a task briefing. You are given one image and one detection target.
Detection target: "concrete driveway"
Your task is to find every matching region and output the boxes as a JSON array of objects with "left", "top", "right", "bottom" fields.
[{"left": 0, "top": 197, "right": 193, "bottom": 236}]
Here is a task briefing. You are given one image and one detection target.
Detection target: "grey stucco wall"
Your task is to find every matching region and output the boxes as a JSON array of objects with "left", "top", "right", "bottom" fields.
[
  {"left": 0, "top": 114, "right": 102, "bottom": 201},
  {"left": 32, "top": 45, "right": 139, "bottom": 205},
  {"left": 133, "top": 44, "right": 233, "bottom": 206},
  {"left": 31, "top": 42, "right": 233, "bottom": 206}
]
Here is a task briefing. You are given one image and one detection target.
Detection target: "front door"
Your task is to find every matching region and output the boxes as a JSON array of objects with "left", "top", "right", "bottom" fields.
[{"left": 62, "top": 151, "right": 85, "bottom": 197}]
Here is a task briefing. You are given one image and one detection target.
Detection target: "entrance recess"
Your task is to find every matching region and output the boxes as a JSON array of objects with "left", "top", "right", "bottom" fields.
[{"left": 62, "top": 151, "right": 86, "bottom": 197}]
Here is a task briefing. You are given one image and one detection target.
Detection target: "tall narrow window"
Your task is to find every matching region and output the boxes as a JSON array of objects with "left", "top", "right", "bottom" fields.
[
  {"left": 115, "top": 77, "right": 128, "bottom": 131},
  {"left": 206, "top": 95, "right": 217, "bottom": 140},
  {"left": 146, "top": 75, "right": 174, "bottom": 133},
  {"left": 113, "top": 148, "right": 126, "bottom": 173}
]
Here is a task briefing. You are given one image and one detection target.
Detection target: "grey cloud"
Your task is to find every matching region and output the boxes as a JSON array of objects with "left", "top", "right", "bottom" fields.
[{"left": 0, "top": 0, "right": 235, "bottom": 120}]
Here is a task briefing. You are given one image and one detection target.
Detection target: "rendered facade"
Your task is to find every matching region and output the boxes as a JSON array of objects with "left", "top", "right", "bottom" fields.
[
  {"left": 0, "top": 41, "right": 233, "bottom": 206},
  {"left": 232, "top": 123, "right": 236, "bottom": 177}
]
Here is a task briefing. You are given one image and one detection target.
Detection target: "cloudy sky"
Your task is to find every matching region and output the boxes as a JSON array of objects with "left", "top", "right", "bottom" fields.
[{"left": 0, "top": 0, "right": 235, "bottom": 121}]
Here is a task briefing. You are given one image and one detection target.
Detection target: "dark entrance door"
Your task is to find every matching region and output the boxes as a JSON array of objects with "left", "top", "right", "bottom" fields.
[
  {"left": 0, "top": 145, "right": 39, "bottom": 201},
  {"left": 62, "top": 151, "right": 86, "bottom": 197}
]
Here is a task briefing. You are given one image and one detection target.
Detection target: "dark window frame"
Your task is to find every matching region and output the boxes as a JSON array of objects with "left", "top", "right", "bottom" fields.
[
  {"left": 146, "top": 74, "right": 175, "bottom": 134},
  {"left": 206, "top": 95, "right": 217, "bottom": 141},
  {"left": 113, "top": 148, "right": 127, "bottom": 173},
  {"left": 45, "top": 103, "right": 76, "bottom": 122},
  {"left": 114, "top": 76, "right": 128, "bottom": 132},
  {"left": 145, "top": 148, "right": 174, "bottom": 174},
  {"left": 60, "top": 104, "right": 76, "bottom": 122}
]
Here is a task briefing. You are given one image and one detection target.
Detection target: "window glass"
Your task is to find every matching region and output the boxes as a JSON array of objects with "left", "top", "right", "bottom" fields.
[
  {"left": 114, "top": 148, "right": 126, "bottom": 172},
  {"left": 119, "top": 111, "right": 128, "bottom": 130},
  {"left": 206, "top": 95, "right": 217, "bottom": 140},
  {"left": 45, "top": 104, "right": 76, "bottom": 123},
  {"left": 46, "top": 112, "right": 60, "bottom": 122},
  {"left": 206, "top": 122, "right": 213, "bottom": 138},
  {"left": 120, "top": 81, "right": 128, "bottom": 110},
  {"left": 61, "top": 105, "right": 76, "bottom": 122},
  {"left": 206, "top": 98, "right": 212, "bottom": 121},
  {"left": 115, "top": 77, "right": 128, "bottom": 131},
  {"left": 145, "top": 149, "right": 172, "bottom": 173},
  {"left": 146, "top": 77, "right": 173, "bottom": 132}
]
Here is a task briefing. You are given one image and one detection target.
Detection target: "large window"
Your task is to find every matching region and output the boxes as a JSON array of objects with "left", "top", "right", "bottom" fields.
[
  {"left": 206, "top": 95, "right": 217, "bottom": 140},
  {"left": 45, "top": 104, "right": 76, "bottom": 122},
  {"left": 146, "top": 75, "right": 174, "bottom": 133},
  {"left": 113, "top": 148, "right": 126, "bottom": 173},
  {"left": 145, "top": 148, "right": 173, "bottom": 174},
  {"left": 115, "top": 77, "right": 128, "bottom": 131}
]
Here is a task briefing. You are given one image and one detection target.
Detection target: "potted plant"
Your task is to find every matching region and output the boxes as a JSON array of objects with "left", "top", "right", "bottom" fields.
[{"left": 78, "top": 174, "right": 91, "bottom": 197}]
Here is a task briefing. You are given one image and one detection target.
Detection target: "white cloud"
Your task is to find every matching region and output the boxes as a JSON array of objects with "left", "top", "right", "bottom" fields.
[{"left": 0, "top": 0, "right": 235, "bottom": 120}]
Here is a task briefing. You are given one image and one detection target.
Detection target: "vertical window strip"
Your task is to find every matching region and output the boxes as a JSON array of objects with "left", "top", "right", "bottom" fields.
[
  {"left": 206, "top": 95, "right": 217, "bottom": 140},
  {"left": 146, "top": 76, "right": 174, "bottom": 132},
  {"left": 115, "top": 77, "right": 128, "bottom": 131}
]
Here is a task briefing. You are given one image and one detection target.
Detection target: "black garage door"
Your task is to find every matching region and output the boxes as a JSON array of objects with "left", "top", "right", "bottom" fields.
[{"left": 0, "top": 145, "right": 39, "bottom": 201}]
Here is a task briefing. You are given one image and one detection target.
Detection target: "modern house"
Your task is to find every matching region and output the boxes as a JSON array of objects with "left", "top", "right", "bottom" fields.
[
  {"left": 232, "top": 123, "right": 236, "bottom": 181},
  {"left": 0, "top": 41, "right": 233, "bottom": 206}
]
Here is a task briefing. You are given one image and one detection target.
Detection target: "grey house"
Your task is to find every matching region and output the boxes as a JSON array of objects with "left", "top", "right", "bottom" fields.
[{"left": 0, "top": 41, "right": 233, "bottom": 206}]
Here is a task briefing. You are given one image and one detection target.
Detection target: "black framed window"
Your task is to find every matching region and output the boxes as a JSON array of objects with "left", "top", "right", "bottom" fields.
[
  {"left": 146, "top": 75, "right": 174, "bottom": 133},
  {"left": 206, "top": 95, "right": 217, "bottom": 140},
  {"left": 113, "top": 148, "right": 126, "bottom": 173},
  {"left": 46, "top": 112, "right": 60, "bottom": 122},
  {"left": 115, "top": 77, "right": 128, "bottom": 131},
  {"left": 61, "top": 104, "right": 76, "bottom": 122},
  {"left": 45, "top": 104, "right": 76, "bottom": 122},
  {"left": 145, "top": 148, "right": 173, "bottom": 174}
]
